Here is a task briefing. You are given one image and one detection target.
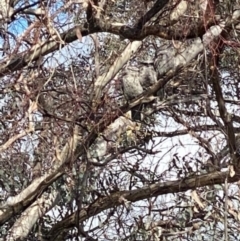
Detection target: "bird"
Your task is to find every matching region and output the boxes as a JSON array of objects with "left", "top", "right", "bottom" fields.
[{"left": 122, "top": 60, "right": 157, "bottom": 121}]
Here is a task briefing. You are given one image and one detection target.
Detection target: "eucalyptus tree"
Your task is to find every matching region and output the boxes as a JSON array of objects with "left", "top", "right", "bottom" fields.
[{"left": 0, "top": 0, "right": 240, "bottom": 240}]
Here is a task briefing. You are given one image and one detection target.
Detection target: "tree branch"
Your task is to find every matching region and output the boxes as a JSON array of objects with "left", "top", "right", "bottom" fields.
[{"left": 45, "top": 170, "right": 238, "bottom": 241}]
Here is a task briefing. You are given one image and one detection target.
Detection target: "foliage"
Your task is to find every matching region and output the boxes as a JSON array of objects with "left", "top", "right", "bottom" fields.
[{"left": 0, "top": 0, "right": 240, "bottom": 240}]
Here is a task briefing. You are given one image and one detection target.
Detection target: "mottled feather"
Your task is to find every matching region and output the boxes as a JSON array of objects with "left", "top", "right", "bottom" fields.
[{"left": 122, "top": 64, "right": 157, "bottom": 121}]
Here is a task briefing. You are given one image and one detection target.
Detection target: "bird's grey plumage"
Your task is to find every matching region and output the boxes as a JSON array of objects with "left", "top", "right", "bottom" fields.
[
  {"left": 122, "top": 66, "right": 143, "bottom": 99},
  {"left": 122, "top": 64, "right": 157, "bottom": 121},
  {"left": 139, "top": 64, "right": 157, "bottom": 88}
]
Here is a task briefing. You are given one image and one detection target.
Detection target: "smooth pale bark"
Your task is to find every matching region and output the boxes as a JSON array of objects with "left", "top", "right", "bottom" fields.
[
  {"left": 6, "top": 191, "right": 59, "bottom": 241},
  {"left": 92, "top": 41, "right": 142, "bottom": 109},
  {"left": 0, "top": 126, "right": 79, "bottom": 225}
]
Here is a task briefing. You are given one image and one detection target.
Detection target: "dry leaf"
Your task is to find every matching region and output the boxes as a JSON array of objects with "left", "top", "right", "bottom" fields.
[
  {"left": 229, "top": 165, "right": 235, "bottom": 177},
  {"left": 193, "top": 206, "right": 199, "bottom": 213},
  {"left": 227, "top": 199, "right": 233, "bottom": 209},
  {"left": 191, "top": 190, "right": 205, "bottom": 209},
  {"left": 119, "top": 196, "right": 131, "bottom": 209},
  {"left": 76, "top": 26, "right": 82, "bottom": 41},
  {"left": 228, "top": 208, "right": 238, "bottom": 220},
  {"left": 29, "top": 100, "right": 38, "bottom": 112}
]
